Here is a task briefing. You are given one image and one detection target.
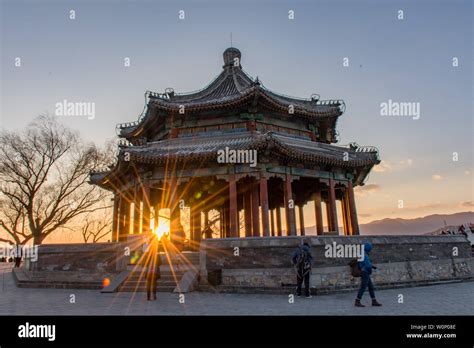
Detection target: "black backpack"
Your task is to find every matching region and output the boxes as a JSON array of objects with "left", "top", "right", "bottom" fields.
[
  {"left": 348, "top": 259, "right": 361, "bottom": 277},
  {"left": 295, "top": 247, "right": 311, "bottom": 270}
]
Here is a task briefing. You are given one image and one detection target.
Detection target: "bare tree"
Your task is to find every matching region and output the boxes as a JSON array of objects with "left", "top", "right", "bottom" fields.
[
  {"left": 0, "top": 115, "right": 112, "bottom": 245},
  {"left": 80, "top": 211, "right": 112, "bottom": 243}
]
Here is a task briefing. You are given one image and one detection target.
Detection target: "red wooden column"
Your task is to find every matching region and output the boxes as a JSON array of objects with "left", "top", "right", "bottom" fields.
[
  {"left": 198, "top": 209, "right": 203, "bottom": 242},
  {"left": 343, "top": 189, "right": 352, "bottom": 235},
  {"left": 243, "top": 190, "right": 252, "bottom": 237},
  {"left": 259, "top": 175, "right": 270, "bottom": 237},
  {"left": 251, "top": 180, "right": 260, "bottom": 237},
  {"left": 284, "top": 173, "right": 296, "bottom": 236},
  {"left": 111, "top": 194, "right": 120, "bottom": 242},
  {"left": 118, "top": 191, "right": 131, "bottom": 241},
  {"left": 347, "top": 180, "right": 360, "bottom": 235},
  {"left": 190, "top": 205, "right": 202, "bottom": 250},
  {"left": 325, "top": 200, "right": 333, "bottom": 232},
  {"left": 228, "top": 174, "right": 238, "bottom": 237},
  {"left": 276, "top": 207, "right": 282, "bottom": 236},
  {"left": 224, "top": 205, "right": 230, "bottom": 238},
  {"left": 133, "top": 185, "right": 142, "bottom": 234},
  {"left": 219, "top": 208, "right": 224, "bottom": 238},
  {"left": 117, "top": 195, "right": 125, "bottom": 240},
  {"left": 298, "top": 205, "right": 305, "bottom": 236},
  {"left": 169, "top": 176, "right": 179, "bottom": 236},
  {"left": 204, "top": 210, "right": 209, "bottom": 234},
  {"left": 340, "top": 194, "right": 349, "bottom": 236},
  {"left": 314, "top": 189, "right": 324, "bottom": 235},
  {"left": 204, "top": 210, "right": 208, "bottom": 226},
  {"left": 141, "top": 183, "right": 151, "bottom": 235},
  {"left": 328, "top": 178, "right": 339, "bottom": 234}
]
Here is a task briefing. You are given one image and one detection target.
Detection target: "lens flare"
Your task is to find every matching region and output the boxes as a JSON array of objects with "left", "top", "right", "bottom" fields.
[{"left": 154, "top": 221, "right": 170, "bottom": 239}]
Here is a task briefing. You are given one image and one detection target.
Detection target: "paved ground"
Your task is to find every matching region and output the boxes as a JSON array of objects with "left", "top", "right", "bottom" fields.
[{"left": 0, "top": 265, "right": 472, "bottom": 315}]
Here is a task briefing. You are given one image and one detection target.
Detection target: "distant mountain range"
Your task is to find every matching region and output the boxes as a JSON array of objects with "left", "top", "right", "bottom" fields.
[
  {"left": 303, "top": 212, "right": 473, "bottom": 236},
  {"left": 359, "top": 212, "right": 474, "bottom": 235}
]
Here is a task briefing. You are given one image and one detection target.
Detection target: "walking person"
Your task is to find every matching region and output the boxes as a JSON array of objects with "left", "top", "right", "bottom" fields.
[
  {"left": 13, "top": 245, "right": 22, "bottom": 268},
  {"left": 145, "top": 235, "right": 161, "bottom": 301},
  {"left": 14, "top": 256, "right": 21, "bottom": 268},
  {"left": 291, "top": 239, "right": 313, "bottom": 298},
  {"left": 355, "top": 242, "right": 382, "bottom": 307}
]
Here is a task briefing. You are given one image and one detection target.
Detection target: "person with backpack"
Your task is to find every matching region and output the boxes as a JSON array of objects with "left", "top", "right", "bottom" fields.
[
  {"left": 355, "top": 242, "right": 382, "bottom": 307},
  {"left": 145, "top": 235, "right": 162, "bottom": 301},
  {"left": 291, "top": 239, "right": 313, "bottom": 298}
]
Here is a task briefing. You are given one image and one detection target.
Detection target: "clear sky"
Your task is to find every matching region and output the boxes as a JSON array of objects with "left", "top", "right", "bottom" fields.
[{"left": 1, "top": 0, "right": 472, "bottom": 227}]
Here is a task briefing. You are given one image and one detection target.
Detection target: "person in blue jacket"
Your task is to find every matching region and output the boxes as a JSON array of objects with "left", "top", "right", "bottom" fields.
[{"left": 355, "top": 242, "right": 382, "bottom": 307}]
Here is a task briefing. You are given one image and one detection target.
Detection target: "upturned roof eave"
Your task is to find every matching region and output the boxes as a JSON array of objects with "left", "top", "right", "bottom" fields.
[
  {"left": 89, "top": 136, "right": 380, "bottom": 190},
  {"left": 119, "top": 132, "right": 379, "bottom": 169},
  {"left": 116, "top": 90, "right": 342, "bottom": 140},
  {"left": 147, "top": 86, "right": 342, "bottom": 117}
]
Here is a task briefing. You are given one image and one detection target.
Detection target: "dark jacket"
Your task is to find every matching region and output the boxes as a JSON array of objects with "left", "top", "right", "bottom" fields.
[
  {"left": 292, "top": 244, "right": 313, "bottom": 269},
  {"left": 358, "top": 243, "right": 374, "bottom": 275}
]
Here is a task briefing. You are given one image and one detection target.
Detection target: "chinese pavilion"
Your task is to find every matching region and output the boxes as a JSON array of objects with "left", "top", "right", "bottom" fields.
[{"left": 90, "top": 47, "right": 380, "bottom": 249}]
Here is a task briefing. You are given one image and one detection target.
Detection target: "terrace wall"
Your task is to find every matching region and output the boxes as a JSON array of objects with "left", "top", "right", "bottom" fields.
[{"left": 199, "top": 235, "right": 473, "bottom": 293}]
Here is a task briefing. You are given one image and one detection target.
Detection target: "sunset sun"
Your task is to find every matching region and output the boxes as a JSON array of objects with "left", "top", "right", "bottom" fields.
[{"left": 154, "top": 221, "right": 170, "bottom": 240}]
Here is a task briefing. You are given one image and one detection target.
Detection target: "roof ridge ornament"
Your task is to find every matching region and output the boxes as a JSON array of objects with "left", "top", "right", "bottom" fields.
[
  {"left": 165, "top": 87, "right": 175, "bottom": 98},
  {"left": 223, "top": 47, "right": 242, "bottom": 69}
]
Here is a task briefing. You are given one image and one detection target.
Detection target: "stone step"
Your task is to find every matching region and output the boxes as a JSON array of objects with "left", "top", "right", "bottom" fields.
[
  {"left": 118, "top": 285, "right": 176, "bottom": 292},
  {"left": 164, "top": 253, "right": 200, "bottom": 259},
  {"left": 129, "top": 265, "right": 195, "bottom": 273},
  {"left": 160, "top": 260, "right": 199, "bottom": 265},
  {"left": 126, "top": 270, "right": 184, "bottom": 276},
  {"left": 126, "top": 274, "right": 181, "bottom": 281},
  {"left": 126, "top": 278, "right": 172, "bottom": 282},
  {"left": 17, "top": 281, "right": 102, "bottom": 290},
  {"left": 122, "top": 279, "right": 179, "bottom": 285},
  {"left": 160, "top": 268, "right": 195, "bottom": 274},
  {"left": 120, "top": 283, "right": 177, "bottom": 290},
  {"left": 160, "top": 255, "right": 200, "bottom": 264},
  {"left": 117, "top": 254, "right": 199, "bottom": 293},
  {"left": 118, "top": 271, "right": 183, "bottom": 292},
  {"left": 160, "top": 270, "right": 187, "bottom": 276}
]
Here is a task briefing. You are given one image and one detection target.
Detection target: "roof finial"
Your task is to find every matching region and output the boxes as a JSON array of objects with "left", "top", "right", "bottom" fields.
[
  {"left": 223, "top": 47, "right": 241, "bottom": 68},
  {"left": 230, "top": 32, "right": 233, "bottom": 48}
]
